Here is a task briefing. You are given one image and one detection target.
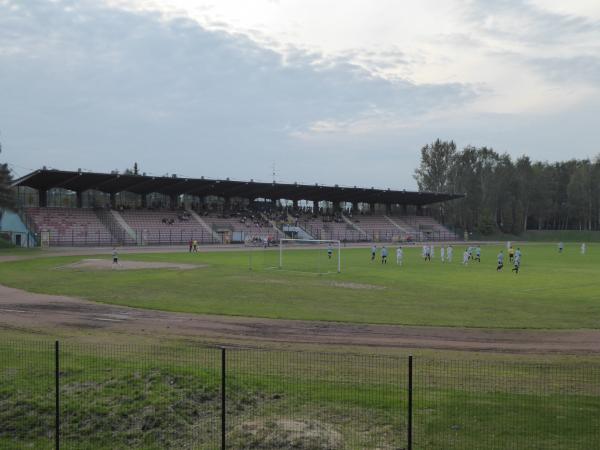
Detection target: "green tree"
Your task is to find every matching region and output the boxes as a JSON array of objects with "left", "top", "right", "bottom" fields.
[
  {"left": 414, "top": 139, "right": 456, "bottom": 192},
  {"left": 414, "top": 140, "right": 600, "bottom": 233},
  {"left": 0, "top": 139, "right": 15, "bottom": 210},
  {"left": 567, "top": 161, "right": 592, "bottom": 230}
]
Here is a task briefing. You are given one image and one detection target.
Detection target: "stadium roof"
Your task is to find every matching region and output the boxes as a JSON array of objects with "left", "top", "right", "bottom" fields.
[{"left": 13, "top": 169, "right": 463, "bottom": 206}]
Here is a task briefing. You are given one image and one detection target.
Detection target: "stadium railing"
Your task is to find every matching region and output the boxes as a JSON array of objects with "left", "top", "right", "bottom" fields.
[
  {"left": 1, "top": 340, "right": 598, "bottom": 449},
  {"left": 33, "top": 228, "right": 463, "bottom": 247}
]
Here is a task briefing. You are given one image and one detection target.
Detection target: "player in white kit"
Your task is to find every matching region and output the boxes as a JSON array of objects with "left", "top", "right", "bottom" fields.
[{"left": 396, "top": 246, "right": 403, "bottom": 265}]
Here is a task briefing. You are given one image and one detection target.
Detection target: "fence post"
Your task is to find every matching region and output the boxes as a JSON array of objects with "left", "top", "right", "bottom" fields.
[
  {"left": 407, "top": 354, "right": 413, "bottom": 450},
  {"left": 221, "top": 347, "right": 226, "bottom": 450},
  {"left": 55, "top": 340, "right": 60, "bottom": 450}
]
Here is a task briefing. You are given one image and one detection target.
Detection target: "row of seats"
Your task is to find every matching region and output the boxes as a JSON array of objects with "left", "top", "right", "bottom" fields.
[
  {"left": 25, "top": 207, "right": 115, "bottom": 246},
  {"left": 24, "top": 208, "right": 456, "bottom": 245},
  {"left": 300, "top": 213, "right": 457, "bottom": 241}
]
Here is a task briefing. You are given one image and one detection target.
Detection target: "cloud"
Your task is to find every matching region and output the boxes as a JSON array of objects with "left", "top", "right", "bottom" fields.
[
  {"left": 0, "top": 0, "right": 475, "bottom": 129},
  {"left": 465, "top": 0, "right": 600, "bottom": 45},
  {"left": 1, "top": 0, "right": 599, "bottom": 189},
  {"left": 527, "top": 55, "right": 600, "bottom": 84},
  {"left": 0, "top": 0, "right": 478, "bottom": 185}
]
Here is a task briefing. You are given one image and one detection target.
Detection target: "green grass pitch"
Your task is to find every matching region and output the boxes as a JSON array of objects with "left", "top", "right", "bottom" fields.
[{"left": 1, "top": 242, "right": 599, "bottom": 329}]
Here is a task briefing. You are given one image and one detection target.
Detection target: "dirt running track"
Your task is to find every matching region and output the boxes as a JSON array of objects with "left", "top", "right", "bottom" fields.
[{"left": 2, "top": 285, "right": 600, "bottom": 355}]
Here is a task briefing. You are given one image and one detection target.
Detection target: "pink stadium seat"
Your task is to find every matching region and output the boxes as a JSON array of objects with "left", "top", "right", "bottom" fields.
[{"left": 25, "top": 207, "right": 114, "bottom": 246}]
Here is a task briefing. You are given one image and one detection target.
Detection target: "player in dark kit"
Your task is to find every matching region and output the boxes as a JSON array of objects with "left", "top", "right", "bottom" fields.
[{"left": 511, "top": 254, "right": 520, "bottom": 274}]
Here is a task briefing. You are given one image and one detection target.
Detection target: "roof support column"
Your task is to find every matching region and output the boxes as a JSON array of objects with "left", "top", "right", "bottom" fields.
[
  {"left": 76, "top": 191, "right": 83, "bottom": 208},
  {"left": 141, "top": 193, "right": 147, "bottom": 208},
  {"left": 369, "top": 202, "right": 376, "bottom": 214},
  {"left": 313, "top": 200, "right": 319, "bottom": 215},
  {"left": 170, "top": 194, "right": 178, "bottom": 210},
  {"left": 110, "top": 193, "right": 116, "bottom": 209},
  {"left": 292, "top": 199, "right": 299, "bottom": 209},
  {"left": 39, "top": 189, "right": 47, "bottom": 207},
  {"left": 385, "top": 203, "right": 392, "bottom": 215}
]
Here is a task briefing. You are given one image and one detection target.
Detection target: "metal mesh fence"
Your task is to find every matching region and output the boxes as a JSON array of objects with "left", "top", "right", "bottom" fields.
[
  {"left": 0, "top": 340, "right": 55, "bottom": 449},
  {"left": 226, "top": 349, "right": 407, "bottom": 449},
  {"left": 58, "top": 343, "right": 221, "bottom": 450},
  {"left": 1, "top": 341, "right": 600, "bottom": 449},
  {"left": 414, "top": 358, "right": 600, "bottom": 450}
]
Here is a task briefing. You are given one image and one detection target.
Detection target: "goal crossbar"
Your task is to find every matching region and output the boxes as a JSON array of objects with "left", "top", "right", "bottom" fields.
[{"left": 279, "top": 239, "right": 341, "bottom": 273}]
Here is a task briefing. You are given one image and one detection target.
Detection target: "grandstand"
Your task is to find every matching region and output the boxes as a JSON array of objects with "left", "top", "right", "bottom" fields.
[{"left": 12, "top": 169, "right": 461, "bottom": 246}]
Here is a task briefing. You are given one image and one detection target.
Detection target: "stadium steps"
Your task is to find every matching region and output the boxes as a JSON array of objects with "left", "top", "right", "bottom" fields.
[
  {"left": 188, "top": 210, "right": 221, "bottom": 241},
  {"left": 108, "top": 210, "right": 138, "bottom": 244},
  {"left": 283, "top": 224, "right": 314, "bottom": 240},
  {"left": 260, "top": 213, "right": 285, "bottom": 238},
  {"left": 384, "top": 215, "right": 412, "bottom": 234},
  {"left": 284, "top": 212, "right": 314, "bottom": 239},
  {"left": 341, "top": 213, "right": 367, "bottom": 236},
  {"left": 94, "top": 209, "right": 133, "bottom": 245}
]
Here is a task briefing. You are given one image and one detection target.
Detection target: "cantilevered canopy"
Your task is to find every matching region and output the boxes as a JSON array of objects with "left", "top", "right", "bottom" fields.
[{"left": 13, "top": 169, "right": 463, "bottom": 206}]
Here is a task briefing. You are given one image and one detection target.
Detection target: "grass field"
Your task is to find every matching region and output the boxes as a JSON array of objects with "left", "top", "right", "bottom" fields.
[
  {"left": 2, "top": 243, "right": 600, "bottom": 448},
  {"left": 1, "top": 243, "right": 600, "bottom": 329},
  {"left": 1, "top": 339, "right": 599, "bottom": 449}
]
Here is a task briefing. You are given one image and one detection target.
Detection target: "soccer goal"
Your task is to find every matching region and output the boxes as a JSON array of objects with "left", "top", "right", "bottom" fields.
[{"left": 277, "top": 239, "right": 341, "bottom": 274}]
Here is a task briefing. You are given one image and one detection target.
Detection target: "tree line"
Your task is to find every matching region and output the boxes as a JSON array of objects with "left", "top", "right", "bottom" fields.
[
  {"left": 414, "top": 139, "right": 600, "bottom": 234},
  {"left": 0, "top": 139, "right": 14, "bottom": 211}
]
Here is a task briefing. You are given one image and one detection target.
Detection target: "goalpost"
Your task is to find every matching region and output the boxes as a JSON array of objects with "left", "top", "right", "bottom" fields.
[{"left": 279, "top": 238, "right": 341, "bottom": 274}]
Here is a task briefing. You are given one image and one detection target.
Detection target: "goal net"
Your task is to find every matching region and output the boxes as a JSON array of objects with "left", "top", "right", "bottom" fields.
[{"left": 274, "top": 239, "right": 342, "bottom": 274}]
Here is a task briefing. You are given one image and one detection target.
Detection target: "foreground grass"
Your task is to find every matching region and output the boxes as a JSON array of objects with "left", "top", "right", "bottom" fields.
[
  {"left": 1, "top": 244, "right": 600, "bottom": 329},
  {"left": 1, "top": 339, "right": 599, "bottom": 449}
]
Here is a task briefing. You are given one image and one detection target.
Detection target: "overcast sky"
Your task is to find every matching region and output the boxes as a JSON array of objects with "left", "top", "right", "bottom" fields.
[{"left": 2, "top": 0, "right": 600, "bottom": 189}]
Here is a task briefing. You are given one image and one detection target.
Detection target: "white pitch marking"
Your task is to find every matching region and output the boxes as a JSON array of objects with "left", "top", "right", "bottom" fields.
[{"left": 0, "top": 309, "right": 27, "bottom": 313}]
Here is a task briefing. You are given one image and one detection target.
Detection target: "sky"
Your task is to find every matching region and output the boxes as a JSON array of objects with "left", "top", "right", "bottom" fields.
[{"left": 1, "top": 0, "right": 600, "bottom": 189}]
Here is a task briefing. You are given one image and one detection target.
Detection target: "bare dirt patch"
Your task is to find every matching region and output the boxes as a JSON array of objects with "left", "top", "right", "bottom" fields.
[
  {"left": 2, "top": 285, "right": 600, "bottom": 355},
  {"left": 229, "top": 419, "right": 343, "bottom": 449},
  {"left": 58, "top": 259, "right": 206, "bottom": 271},
  {"left": 329, "top": 281, "right": 386, "bottom": 290}
]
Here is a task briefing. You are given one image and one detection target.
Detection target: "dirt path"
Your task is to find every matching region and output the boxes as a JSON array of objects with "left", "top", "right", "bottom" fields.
[{"left": 1, "top": 285, "right": 599, "bottom": 355}]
